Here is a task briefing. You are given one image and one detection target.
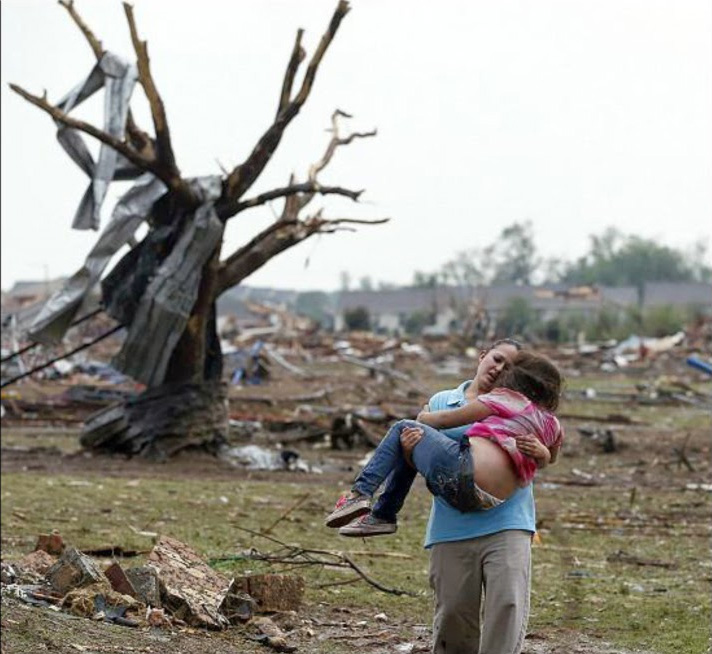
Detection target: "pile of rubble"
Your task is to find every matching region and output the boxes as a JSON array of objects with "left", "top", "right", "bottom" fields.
[
  {"left": 1, "top": 531, "right": 305, "bottom": 651},
  {"left": 2, "top": 320, "right": 710, "bottom": 460}
]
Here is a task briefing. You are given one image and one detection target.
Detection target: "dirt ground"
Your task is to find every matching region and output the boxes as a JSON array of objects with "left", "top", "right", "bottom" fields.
[
  {"left": 0, "top": 598, "right": 659, "bottom": 654},
  {"left": 1, "top": 357, "right": 710, "bottom": 654}
]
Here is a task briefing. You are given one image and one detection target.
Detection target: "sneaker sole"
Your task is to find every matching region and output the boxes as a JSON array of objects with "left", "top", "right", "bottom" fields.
[
  {"left": 338, "top": 524, "right": 397, "bottom": 538},
  {"left": 324, "top": 503, "right": 371, "bottom": 528}
]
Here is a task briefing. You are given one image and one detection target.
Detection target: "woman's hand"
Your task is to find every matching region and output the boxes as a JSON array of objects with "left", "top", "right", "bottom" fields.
[
  {"left": 417, "top": 411, "right": 436, "bottom": 426},
  {"left": 400, "top": 426, "right": 423, "bottom": 468},
  {"left": 416, "top": 404, "right": 431, "bottom": 423},
  {"left": 516, "top": 434, "right": 551, "bottom": 468}
]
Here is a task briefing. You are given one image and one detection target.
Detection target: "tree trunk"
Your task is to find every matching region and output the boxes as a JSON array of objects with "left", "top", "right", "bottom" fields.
[
  {"left": 164, "top": 250, "right": 223, "bottom": 384},
  {"left": 83, "top": 254, "right": 228, "bottom": 460},
  {"left": 14, "top": 2, "right": 372, "bottom": 462},
  {"left": 80, "top": 380, "right": 228, "bottom": 461}
]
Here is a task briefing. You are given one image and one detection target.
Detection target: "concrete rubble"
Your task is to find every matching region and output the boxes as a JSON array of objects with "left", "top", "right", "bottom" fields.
[
  {"left": 2, "top": 313, "right": 710, "bottom": 460},
  {"left": 0, "top": 530, "right": 305, "bottom": 649}
]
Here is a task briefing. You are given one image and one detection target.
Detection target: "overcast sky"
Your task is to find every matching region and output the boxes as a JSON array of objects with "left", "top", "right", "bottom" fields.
[{"left": 2, "top": 0, "right": 711, "bottom": 292}]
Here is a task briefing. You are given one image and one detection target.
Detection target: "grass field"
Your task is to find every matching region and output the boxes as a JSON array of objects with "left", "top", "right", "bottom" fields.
[{"left": 1, "top": 369, "right": 710, "bottom": 653}]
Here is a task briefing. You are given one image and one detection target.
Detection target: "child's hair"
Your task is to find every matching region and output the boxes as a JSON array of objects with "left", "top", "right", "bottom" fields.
[{"left": 496, "top": 350, "right": 563, "bottom": 411}]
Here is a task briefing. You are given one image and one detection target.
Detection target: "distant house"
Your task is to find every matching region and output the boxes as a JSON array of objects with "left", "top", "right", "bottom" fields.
[
  {"left": 3, "top": 278, "right": 709, "bottom": 342},
  {"left": 2, "top": 279, "right": 67, "bottom": 309},
  {"left": 334, "top": 287, "right": 451, "bottom": 333},
  {"left": 216, "top": 285, "right": 302, "bottom": 337},
  {"left": 334, "top": 282, "right": 711, "bottom": 336},
  {"left": 641, "top": 282, "right": 712, "bottom": 312},
  {"left": 1, "top": 278, "right": 71, "bottom": 333},
  {"left": 216, "top": 285, "right": 300, "bottom": 321}
]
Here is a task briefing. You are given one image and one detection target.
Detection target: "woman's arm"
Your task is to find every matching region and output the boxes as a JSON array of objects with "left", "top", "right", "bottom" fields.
[{"left": 417, "top": 400, "right": 494, "bottom": 430}]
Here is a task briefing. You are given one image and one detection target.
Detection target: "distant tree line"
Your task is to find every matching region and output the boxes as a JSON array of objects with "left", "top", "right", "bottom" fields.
[
  {"left": 334, "top": 223, "right": 711, "bottom": 341},
  {"left": 412, "top": 222, "right": 711, "bottom": 290},
  {"left": 338, "top": 294, "right": 706, "bottom": 342},
  {"left": 348, "top": 223, "right": 710, "bottom": 293},
  {"left": 495, "top": 298, "right": 704, "bottom": 343}
]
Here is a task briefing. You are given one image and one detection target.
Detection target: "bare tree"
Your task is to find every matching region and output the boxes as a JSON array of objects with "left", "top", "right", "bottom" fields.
[{"left": 10, "top": 1, "right": 385, "bottom": 460}]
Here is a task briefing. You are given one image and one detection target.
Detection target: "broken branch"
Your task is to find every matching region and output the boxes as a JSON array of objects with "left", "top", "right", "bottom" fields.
[
  {"left": 262, "top": 493, "right": 310, "bottom": 535},
  {"left": 233, "top": 525, "right": 415, "bottom": 596},
  {"left": 216, "top": 215, "right": 387, "bottom": 295},
  {"left": 58, "top": 0, "right": 103, "bottom": 58},
  {"left": 59, "top": 0, "right": 154, "bottom": 158},
  {"left": 309, "top": 110, "right": 376, "bottom": 184},
  {"left": 123, "top": 2, "right": 179, "bottom": 177},
  {"left": 291, "top": 109, "right": 377, "bottom": 212},
  {"left": 277, "top": 29, "right": 306, "bottom": 116},
  {"left": 292, "top": 1, "right": 350, "bottom": 107},
  {"left": 11, "top": 84, "right": 151, "bottom": 172},
  {"left": 9, "top": 83, "right": 193, "bottom": 203},
  {"left": 227, "top": 182, "right": 364, "bottom": 216},
  {"left": 221, "top": 1, "right": 351, "bottom": 208}
]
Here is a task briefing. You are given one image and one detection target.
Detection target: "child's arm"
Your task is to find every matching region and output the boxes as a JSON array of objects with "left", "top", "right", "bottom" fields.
[
  {"left": 417, "top": 400, "right": 494, "bottom": 430},
  {"left": 548, "top": 443, "right": 561, "bottom": 464},
  {"left": 400, "top": 426, "right": 423, "bottom": 469},
  {"left": 516, "top": 435, "right": 554, "bottom": 468}
]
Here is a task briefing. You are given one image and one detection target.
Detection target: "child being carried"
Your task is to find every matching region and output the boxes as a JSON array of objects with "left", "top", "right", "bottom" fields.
[{"left": 325, "top": 350, "right": 563, "bottom": 537}]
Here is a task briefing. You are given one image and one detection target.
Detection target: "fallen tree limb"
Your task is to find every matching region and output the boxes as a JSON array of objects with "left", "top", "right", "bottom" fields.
[
  {"left": 262, "top": 493, "right": 310, "bottom": 535},
  {"left": 230, "top": 388, "right": 330, "bottom": 406},
  {"left": 606, "top": 549, "right": 678, "bottom": 569},
  {"left": 230, "top": 525, "right": 416, "bottom": 597},
  {"left": 263, "top": 345, "right": 309, "bottom": 378}
]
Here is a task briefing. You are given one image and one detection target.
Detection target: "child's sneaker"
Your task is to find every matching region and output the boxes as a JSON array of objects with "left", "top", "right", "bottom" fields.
[
  {"left": 325, "top": 494, "right": 371, "bottom": 528},
  {"left": 338, "top": 514, "right": 397, "bottom": 537}
]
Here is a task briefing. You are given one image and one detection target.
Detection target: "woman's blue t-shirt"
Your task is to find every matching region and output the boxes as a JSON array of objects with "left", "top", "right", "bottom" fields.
[{"left": 424, "top": 381, "right": 536, "bottom": 548}]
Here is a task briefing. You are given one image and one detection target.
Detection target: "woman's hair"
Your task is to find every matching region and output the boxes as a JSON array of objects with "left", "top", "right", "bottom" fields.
[
  {"left": 496, "top": 350, "right": 563, "bottom": 411},
  {"left": 490, "top": 338, "right": 523, "bottom": 351}
]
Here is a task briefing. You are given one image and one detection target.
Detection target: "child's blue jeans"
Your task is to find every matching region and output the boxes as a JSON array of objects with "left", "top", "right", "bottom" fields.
[{"left": 351, "top": 419, "right": 487, "bottom": 522}]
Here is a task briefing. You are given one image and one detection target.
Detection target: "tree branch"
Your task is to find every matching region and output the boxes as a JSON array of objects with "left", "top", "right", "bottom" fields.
[
  {"left": 216, "top": 215, "right": 387, "bottom": 295},
  {"left": 311, "top": 109, "right": 377, "bottom": 179},
  {"left": 58, "top": 0, "right": 103, "bottom": 58},
  {"left": 223, "top": 182, "right": 363, "bottom": 218},
  {"left": 231, "top": 525, "right": 414, "bottom": 597},
  {"left": 11, "top": 83, "right": 148, "bottom": 169},
  {"left": 220, "top": 0, "right": 351, "bottom": 211},
  {"left": 123, "top": 2, "right": 179, "bottom": 177},
  {"left": 317, "top": 217, "right": 389, "bottom": 227},
  {"left": 292, "top": 1, "right": 350, "bottom": 107},
  {"left": 277, "top": 29, "right": 305, "bottom": 117},
  {"left": 217, "top": 219, "right": 309, "bottom": 294},
  {"left": 58, "top": 0, "right": 154, "bottom": 159},
  {"left": 300, "top": 109, "right": 376, "bottom": 210},
  {"left": 9, "top": 83, "right": 193, "bottom": 203}
]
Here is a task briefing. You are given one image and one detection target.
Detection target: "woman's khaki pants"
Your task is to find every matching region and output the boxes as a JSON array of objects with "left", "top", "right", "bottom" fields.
[{"left": 429, "top": 530, "right": 532, "bottom": 654}]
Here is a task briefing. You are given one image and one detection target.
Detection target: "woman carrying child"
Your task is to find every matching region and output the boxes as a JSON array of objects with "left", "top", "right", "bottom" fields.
[{"left": 325, "top": 349, "right": 563, "bottom": 536}]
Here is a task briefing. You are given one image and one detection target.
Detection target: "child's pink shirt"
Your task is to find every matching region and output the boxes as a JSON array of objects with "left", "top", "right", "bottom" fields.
[{"left": 465, "top": 388, "right": 563, "bottom": 485}]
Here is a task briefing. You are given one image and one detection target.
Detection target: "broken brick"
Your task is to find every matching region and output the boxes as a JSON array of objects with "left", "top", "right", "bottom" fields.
[
  {"left": 147, "top": 536, "right": 230, "bottom": 629},
  {"left": 124, "top": 566, "right": 161, "bottom": 607},
  {"left": 219, "top": 580, "right": 256, "bottom": 624},
  {"left": 146, "top": 607, "right": 172, "bottom": 628},
  {"left": 234, "top": 574, "right": 305, "bottom": 613},
  {"left": 45, "top": 547, "right": 104, "bottom": 594},
  {"left": 35, "top": 530, "right": 65, "bottom": 556},
  {"left": 17, "top": 550, "right": 56, "bottom": 577},
  {"left": 104, "top": 561, "right": 138, "bottom": 598}
]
